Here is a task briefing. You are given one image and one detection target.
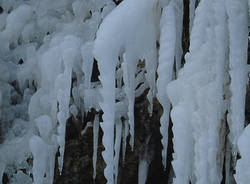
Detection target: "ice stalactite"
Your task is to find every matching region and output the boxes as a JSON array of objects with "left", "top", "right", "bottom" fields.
[
  {"left": 81, "top": 42, "right": 94, "bottom": 89},
  {"left": 29, "top": 135, "right": 48, "bottom": 184},
  {"left": 172, "top": 0, "right": 183, "bottom": 73},
  {"left": 93, "top": 0, "right": 159, "bottom": 183},
  {"left": 156, "top": 4, "right": 176, "bottom": 169},
  {"left": 93, "top": 114, "right": 99, "bottom": 180},
  {"left": 122, "top": 52, "right": 136, "bottom": 149},
  {"left": 226, "top": 0, "right": 248, "bottom": 154},
  {"left": 122, "top": 120, "right": 129, "bottom": 162},
  {"left": 114, "top": 119, "right": 122, "bottom": 184},
  {"left": 189, "top": 0, "right": 196, "bottom": 33},
  {"left": 138, "top": 159, "right": 149, "bottom": 184},
  {"left": 56, "top": 35, "right": 81, "bottom": 173}
]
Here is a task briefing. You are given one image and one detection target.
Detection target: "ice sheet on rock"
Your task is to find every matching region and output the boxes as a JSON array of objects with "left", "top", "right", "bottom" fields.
[
  {"left": 157, "top": 4, "right": 176, "bottom": 169},
  {"left": 93, "top": 115, "right": 99, "bottom": 180},
  {"left": 226, "top": 0, "right": 248, "bottom": 151}
]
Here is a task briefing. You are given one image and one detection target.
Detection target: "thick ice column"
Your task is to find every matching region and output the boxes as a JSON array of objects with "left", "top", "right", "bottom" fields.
[
  {"left": 157, "top": 4, "right": 176, "bottom": 169},
  {"left": 226, "top": 0, "right": 248, "bottom": 151}
]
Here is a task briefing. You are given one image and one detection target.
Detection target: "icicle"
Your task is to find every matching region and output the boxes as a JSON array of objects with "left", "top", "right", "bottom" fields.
[
  {"left": 138, "top": 159, "right": 149, "bottom": 184},
  {"left": 56, "top": 72, "right": 72, "bottom": 173},
  {"left": 93, "top": 0, "right": 159, "bottom": 182},
  {"left": 168, "top": 0, "right": 229, "bottom": 183},
  {"left": 156, "top": 4, "right": 176, "bottom": 169},
  {"left": 29, "top": 135, "right": 48, "bottom": 184},
  {"left": 189, "top": 0, "right": 196, "bottom": 33},
  {"left": 81, "top": 42, "right": 94, "bottom": 88},
  {"left": 56, "top": 36, "right": 78, "bottom": 173},
  {"left": 93, "top": 114, "right": 99, "bottom": 180},
  {"left": 93, "top": 38, "right": 116, "bottom": 184},
  {"left": 226, "top": 0, "right": 248, "bottom": 153},
  {"left": 0, "top": 163, "right": 5, "bottom": 183},
  {"left": 122, "top": 52, "right": 136, "bottom": 150},
  {"left": 114, "top": 119, "right": 122, "bottom": 184},
  {"left": 172, "top": 0, "right": 183, "bottom": 73},
  {"left": 122, "top": 119, "right": 129, "bottom": 162}
]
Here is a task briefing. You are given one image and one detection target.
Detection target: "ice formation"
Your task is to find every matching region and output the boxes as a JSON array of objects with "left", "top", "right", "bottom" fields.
[
  {"left": 157, "top": 3, "right": 176, "bottom": 169},
  {"left": 226, "top": 0, "right": 248, "bottom": 152},
  {"left": 93, "top": 115, "right": 100, "bottom": 180},
  {"left": 93, "top": 0, "right": 159, "bottom": 182},
  {"left": 235, "top": 125, "right": 250, "bottom": 184},
  {"left": 0, "top": 0, "right": 249, "bottom": 183}
]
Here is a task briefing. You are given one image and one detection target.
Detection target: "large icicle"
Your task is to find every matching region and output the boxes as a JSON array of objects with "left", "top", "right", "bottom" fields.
[
  {"left": 93, "top": 114, "right": 99, "bottom": 180},
  {"left": 93, "top": 1, "right": 158, "bottom": 182},
  {"left": 156, "top": 4, "right": 176, "bottom": 169},
  {"left": 226, "top": 0, "right": 248, "bottom": 152},
  {"left": 56, "top": 35, "right": 80, "bottom": 173},
  {"left": 167, "top": 0, "right": 228, "bottom": 183}
]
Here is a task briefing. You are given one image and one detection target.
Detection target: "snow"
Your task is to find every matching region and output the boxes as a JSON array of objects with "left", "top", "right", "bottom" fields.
[{"left": 157, "top": 4, "right": 176, "bottom": 169}]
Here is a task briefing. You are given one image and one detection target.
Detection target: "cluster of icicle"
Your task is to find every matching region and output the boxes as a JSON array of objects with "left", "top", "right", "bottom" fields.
[
  {"left": 94, "top": 0, "right": 249, "bottom": 184},
  {"left": 0, "top": 0, "right": 249, "bottom": 183},
  {"left": 0, "top": 0, "right": 116, "bottom": 183}
]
